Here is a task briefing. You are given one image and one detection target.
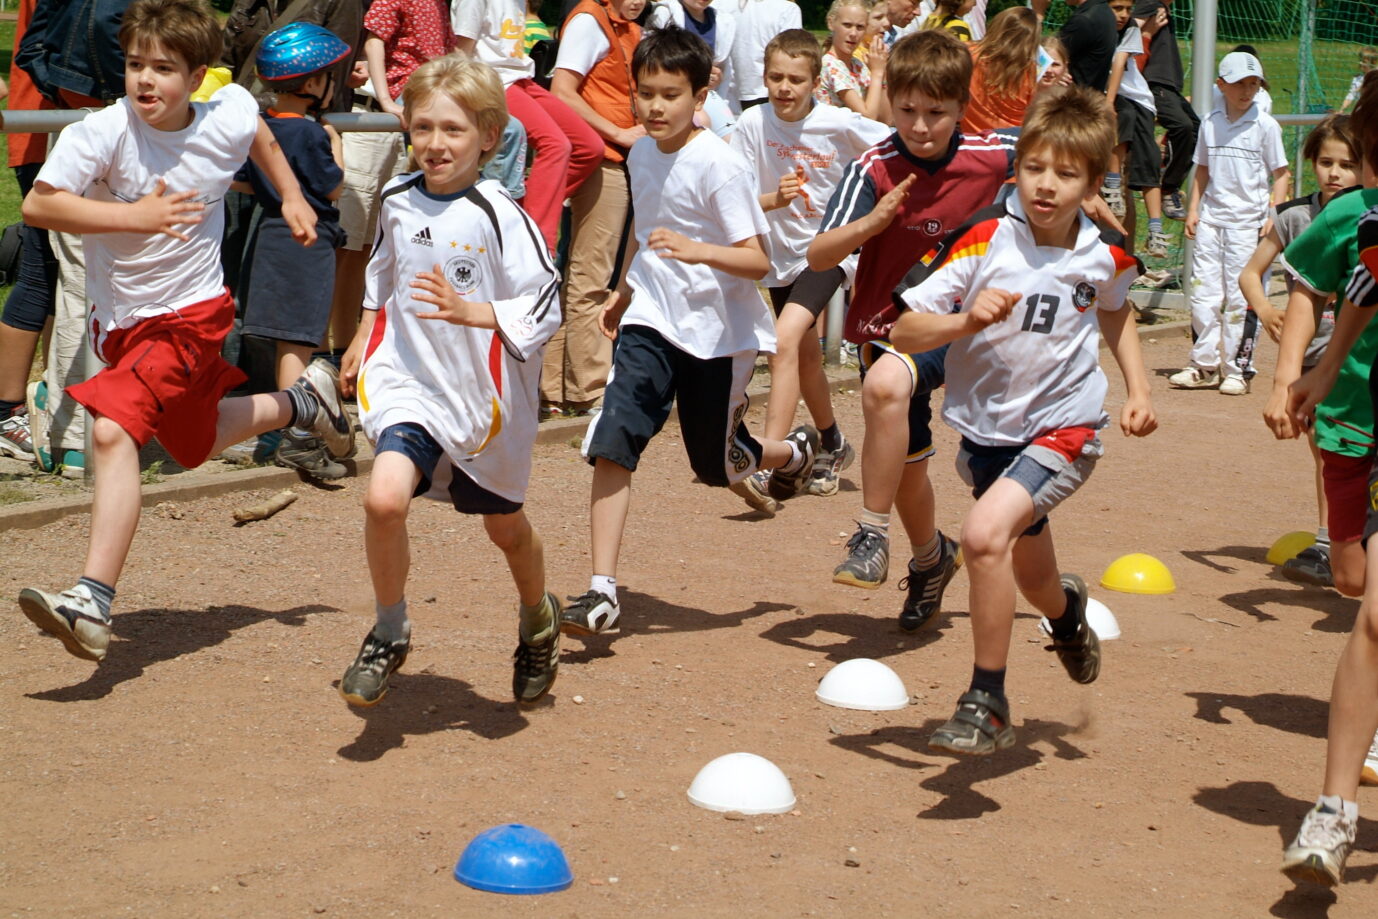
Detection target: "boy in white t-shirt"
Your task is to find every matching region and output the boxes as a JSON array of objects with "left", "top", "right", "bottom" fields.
[
  {"left": 337, "top": 55, "right": 563, "bottom": 707},
  {"left": 1102, "top": 0, "right": 1167, "bottom": 257},
  {"left": 890, "top": 85, "right": 1155, "bottom": 755},
  {"left": 729, "top": 0, "right": 802, "bottom": 109},
  {"left": 559, "top": 26, "right": 818, "bottom": 637},
  {"left": 1171, "top": 51, "right": 1290, "bottom": 395},
  {"left": 729, "top": 29, "right": 888, "bottom": 511},
  {"left": 15, "top": 0, "right": 350, "bottom": 665}
]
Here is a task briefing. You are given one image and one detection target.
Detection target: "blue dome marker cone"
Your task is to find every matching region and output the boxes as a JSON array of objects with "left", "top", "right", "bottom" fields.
[{"left": 454, "top": 824, "right": 573, "bottom": 894}]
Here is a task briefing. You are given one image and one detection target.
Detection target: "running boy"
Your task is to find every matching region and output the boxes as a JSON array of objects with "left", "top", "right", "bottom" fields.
[
  {"left": 337, "top": 55, "right": 563, "bottom": 707},
  {"left": 559, "top": 27, "right": 817, "bottom": 637},
  {"left": 15, "top": 0, "right": 347, "bottom": 663},
  {"left": 808, "top": 29, "right": 1016, "bottom": 631},
  {"left": 729, "top": 29, "right": 889, "bottom": 511},
  {"left": 889, "top": 84, "right": 1155, "bottom": 755},
  {"left": 1170, "top": 51, "right": 1289, "bottom": 395}
]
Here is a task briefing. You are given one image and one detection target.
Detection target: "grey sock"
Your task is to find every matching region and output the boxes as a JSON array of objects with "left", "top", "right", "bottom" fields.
[
  {"left": 284, "top": 384, "right": 318, "bottom": 430},
  {"left": 78, "top": 576, "right": 115, "bottom": 621},
  {"left": 519, "top": 593, "right": 555, "bottom": 643},
  {"left": 375, "top": 598, "right": 410, "bottom": 642}
]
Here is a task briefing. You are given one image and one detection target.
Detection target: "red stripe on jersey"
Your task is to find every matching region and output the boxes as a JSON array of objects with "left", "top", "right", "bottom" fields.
[
  {"left": 363, "top": 303, "right": 388, "bottom": 362},
  {"left": 1109, "top": 245, "right": 1139, "bottom": 276},
  {"left": 1360, "top": 243, "right": 1378, "bottom": 280},
  {"left": 488, "top": 333, "right": 503, "bottom": 397}
]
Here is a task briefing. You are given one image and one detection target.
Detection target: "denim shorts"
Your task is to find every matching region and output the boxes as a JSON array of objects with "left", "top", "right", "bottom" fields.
[
  {"left": 956, "top": 434, "right": 1102, "bottom": 537},
  {"left": 376, "top": 422, "right": 522, "bottom": 516}
]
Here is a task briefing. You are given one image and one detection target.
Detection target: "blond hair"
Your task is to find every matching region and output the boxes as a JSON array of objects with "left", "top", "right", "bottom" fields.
[
  {"left": 887, "top": 28, "right": 971, "bottom": 104},
  {"left": 402, "top": 55, "right": 508, "bottom": 167},
  {"left": 1016, "top": 84, "right": 1115, "bottom": 180},
  {"left": 119, "top": 0, "right": 222, "bottom": 71}
]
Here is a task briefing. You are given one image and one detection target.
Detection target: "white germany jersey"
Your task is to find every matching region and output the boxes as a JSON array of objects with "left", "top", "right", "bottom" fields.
[
  {"left": 358, "top": 175, "right": 561, "bottom": 502},
  {"left": 898, "top": 195, "right": 1142, "bottom": 446},
  {"left": 730, "top": 102, "right": 889, "bottom": 287}
]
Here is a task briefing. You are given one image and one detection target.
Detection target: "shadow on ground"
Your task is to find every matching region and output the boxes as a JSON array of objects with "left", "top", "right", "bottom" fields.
[
  {"left": 759, "top": 608, "right": 961, "bottom": 662},
  {"left": 335, "top": 671, "right": 528, "bottom": 761},
  {"left": 1185, "top": 691, "right": 1328, "bottom": 739},
  {"left": 24, "top": 603, "right": 336, "bottom": 702}
]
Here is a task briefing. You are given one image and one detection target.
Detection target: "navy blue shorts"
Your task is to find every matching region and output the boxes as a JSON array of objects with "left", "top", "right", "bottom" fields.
[
  {"left": 857, "top": 340, "right": 947, "bottom": 462},
  {"left": 376, "top": 422, "right": 522, "bottom": 516}
]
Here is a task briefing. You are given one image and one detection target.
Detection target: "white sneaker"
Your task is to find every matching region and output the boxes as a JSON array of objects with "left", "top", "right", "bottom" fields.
[
  {"left": 1281, "top": 804, "right": 1357, "bottom": 886},
  {"left": 1363, "top": 731, "right": 1378, "bottom": 787},
  {"left": 728, "top": 470, "right": 779, "bottom": 515},
  {"left": 18, "top": 584, "right": 112, "bottom": 661},
  {"left": 558, "top": 589, "right": 621, "bottom": 636},
  {"left": 1168, "top": 366, "right": 1221, "bottom": 389},
  {"left": 1218, "top": 374, "right": 1250, "bottom": 395}
]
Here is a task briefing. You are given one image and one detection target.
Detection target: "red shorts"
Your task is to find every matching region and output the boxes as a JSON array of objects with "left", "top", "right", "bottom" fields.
[
  {"left": 1321, "top": 449, "right": 1374, "bottom": 544},
  {"left": 67, "top": 291, "right": 246, "bottom": 469}
]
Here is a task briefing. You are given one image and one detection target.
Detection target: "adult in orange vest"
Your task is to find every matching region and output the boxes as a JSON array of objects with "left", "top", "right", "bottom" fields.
[{"left": 545, "top": 0, "right": 647, "bottom": 416}]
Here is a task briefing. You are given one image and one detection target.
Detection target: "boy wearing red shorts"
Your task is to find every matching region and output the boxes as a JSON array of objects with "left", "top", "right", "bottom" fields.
[{"left": 15, "top": 0, "right": 354, "bottom": 664}]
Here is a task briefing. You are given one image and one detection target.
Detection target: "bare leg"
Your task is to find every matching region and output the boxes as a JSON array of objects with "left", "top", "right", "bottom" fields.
[
  {"left": 858, "top": 353, "right": 914, "bottom": 515},
  {"left": 330, "top": 246, "right": 368, "bottom": 351},
  {"left": 81, "top": 416, "right": 144, "bottom": 585},
  {"left": 1320, "top": 537, "right": 1378, "bottom": 800},
  {"left": 892, "top": 459, "right": 936, "bottom": 548},
  {"left": 485, "top": 510, "right": 545, "bottom": 607},
  {"left": 209, "top": 393, "right": 293, "bottom": 457},
  {"left": 1308, "top": 430, "right": 1328, "bottom": 536},
  {"left": 1144, "top": 186, "right": 1163, "bottom": 221},
  {"left": 276, "top": 342, "right": 314, "bottom": 390},
  {"left": 764, "top": 304, "right": 835, "bottom": 441},
  {"left": 1333, "top": 539, "right": 1365, "bottom": 598},
  {"left": 590, "top": 457, "right": 633, "bottom": 578},
  {"left": 0, "top": 323, "right": 40, "bottom": 403},
  {"left": 796, "top": 317, "right": 836, "bottom": 434},
  {"left": 363, "top": 452, "right": 422, "bottom": 606},
  {"left": 961, "top": 477, "right": 1038, "bottom": 672}
]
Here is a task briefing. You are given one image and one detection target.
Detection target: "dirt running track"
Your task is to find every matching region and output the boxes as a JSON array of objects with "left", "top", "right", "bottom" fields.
[{"left": 2, "top": 336, "right": 1374, "bottom": 918}]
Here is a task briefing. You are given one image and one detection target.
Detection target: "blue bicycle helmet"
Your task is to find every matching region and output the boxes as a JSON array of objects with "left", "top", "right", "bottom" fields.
[{"left": 255, "top": 22, "right": 352, "bottom": 82}]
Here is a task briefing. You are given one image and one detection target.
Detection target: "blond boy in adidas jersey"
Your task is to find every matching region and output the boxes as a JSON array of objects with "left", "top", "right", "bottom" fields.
[
  {"left": 890, "top": 86, "right": 1155, "bottom": 756},
  {"left": 336, "top": 56, "right": 563, "bottom": 709}
]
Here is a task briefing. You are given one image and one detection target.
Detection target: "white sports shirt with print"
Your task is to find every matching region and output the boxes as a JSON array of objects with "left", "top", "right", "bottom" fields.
[
  {"left": 452, "top": 0, "right": 533, "bottom": 85},
  {"left": 898, "top": 195, "right": 1142, "bottom": 446},
  {"left": 34, "top": 83, "right": 260, "bottom": 335},
  {"left": 729, "top": 101, "right": 889, "bottom": 287},
  {"left": 358, "top": 175, "right": 560, "bottom": 503}
]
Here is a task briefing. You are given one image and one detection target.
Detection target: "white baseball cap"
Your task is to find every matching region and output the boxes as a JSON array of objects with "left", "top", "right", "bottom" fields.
[{"left": 1218, "top": 51, "right": 1267, "bottom": 85}]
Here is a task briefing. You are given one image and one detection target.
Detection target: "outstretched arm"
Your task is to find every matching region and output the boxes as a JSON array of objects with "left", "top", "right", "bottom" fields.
[{"left": 808, "top": 173, "right": 916, "bottom": 270}]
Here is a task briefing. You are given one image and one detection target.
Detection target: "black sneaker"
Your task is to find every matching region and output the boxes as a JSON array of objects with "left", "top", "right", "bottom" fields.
[
  {"left": 1282, "top": 546, "right": 1333, "bottom": 588},
  {"left": 339, "top": 627, "right": 411, "bottom": 707},
  {"left": 928, "top": 690, "right": 1016, "bottom": 756},
  {"left": 513, "top": 592, "right": 560, "bottom": 704},
  {"left": 832, "top": 523, "right": 889, "bottom": 588},
  {"left": 897, "top": 533, "right": 962, "bottom": 631},
  {"left": 559, "top": 589, "right": 620, "bottom": 636},
  {"left": 767, "top": 425, "right": 820, "bottom": 501},
  {"left": 1046, "top": 574, "right": 1100, "bottom": 684},
  {"left": 275, "top": 431, "right": 347, "bottom": 481}
]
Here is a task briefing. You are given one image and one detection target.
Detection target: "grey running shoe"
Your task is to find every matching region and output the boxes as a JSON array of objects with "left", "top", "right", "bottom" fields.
[
  {"left": 339, "top": 626, "right": 411, "bottom": 707},
  {"left": 767, "top": 425, "right": 820, "bottom": 500},
  {"left": 0, "top": 409, "right": 35, "bottom": 460},
  {"left": 1282, "top": 804, "right": 1356, "bottom": 887},
  {"left": 297, "top": 359, "right": 357, "bottom": 459},
  {"left": 928, "top": 690, "right": 1016, "bottom": 756},
  {"left": 1144, "top": 229, "right": 1171, "bottom": 259},
  {"left": 513, "top": 592, "right": 561, "bottom": 705},
  {"left": 832, "top": 523, "right": 889, "bottom": 589},
  {"left": 897, "top": 533, "right": 962, "bottom": 631},
  {"left": 18, "top": 585, "right": 111, "bottom": 662},
  {"left": 1163, "top": 191, "right": 1187, "bottom": 221},
  {"left": 1046, "top": 574, "right": 1101, "bottom": 684},
  {"left": 1282, "top": 545, "right": 1333, "bottom": 588},
  {"left": 729, "top": 470, "right": 780, "bottom": 515},
  {"left": 275, "top": 430, "right": 347, "bottom": 481},
  {"left": 559, "top": 589, "right": 621, "bottom": 636},
  {"left": 218, "top": 429, "right": 283, "bottom": 466},
  {"left": 807, "top": 437, "right": 855, "bottom": 497}
]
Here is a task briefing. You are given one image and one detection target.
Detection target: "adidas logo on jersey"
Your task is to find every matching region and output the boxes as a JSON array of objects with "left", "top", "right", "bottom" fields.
[{"left": 411, "top": 226, "right": 434, "bottom": 247}]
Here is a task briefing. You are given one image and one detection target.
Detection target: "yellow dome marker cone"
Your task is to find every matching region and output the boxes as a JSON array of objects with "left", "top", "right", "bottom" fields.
[
  {"left": 1100, "top": 553, "right": 1175, "bottom": 595},
  {"left": 1266, "top": 531, "right": 1316, "bottom": 567}
]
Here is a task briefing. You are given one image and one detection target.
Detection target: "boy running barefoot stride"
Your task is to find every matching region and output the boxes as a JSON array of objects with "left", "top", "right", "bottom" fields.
[
  {"left": 889, "top": 85, "right": 1156, "bottom": 755},
  {"left": 17, "top": 0, "right": 346, "bottom": 664}
]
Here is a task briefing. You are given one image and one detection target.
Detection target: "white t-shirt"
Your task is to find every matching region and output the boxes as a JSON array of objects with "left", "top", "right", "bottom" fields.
[
  {"left": 358, "top": 175, "right": 561, "bottom": 502},
  {"left": 729, "top": 101, "right": 888, "bottom": 286},
  {"left": 35, "top": 84, "right": 260, "bottom": 335},
  {"left": 1114, "top": 26, "right": 1155, "bottom": 113},
  {"left": 1194, "top": 103, "right": 1287, "bottom": 229},
  {"left": 729, "top": 0, "right": 801, "bottom": 102},
  {"left": 554, "top": 13, "right": 612, "bottom": 76},
  {"left": 452, "top": 0, "right": 533, "bottom": 85},
  {"left": 623, "top": 129, "right": 775, "bottom": 357},
  {"left": 898, "top": 194, "right": 1141, "bottom": 446},
  {"left": 1209, "top": 84, "right": 1273, "bottom": 116}
]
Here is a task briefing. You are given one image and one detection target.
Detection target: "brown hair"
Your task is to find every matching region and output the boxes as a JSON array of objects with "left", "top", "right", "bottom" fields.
[
  {"left": 887, "top": 28, "right": 971, "bottom": 105},
  {"left": 974, "top": 7, "right": 1039, "bottom": 97},
  {"left": 1300, "top": 113, "right": 1358, "bottom": 166},
  {"left": 403, "top": 55, "right": 508, "bottom": 167},
  {"left": 765, "top": 29, "right": 824, "bottom": 81},
  {"left": 118, "top": 0, "right": 222, "bottom": 71},
  {"left": 1016, "top": 84, "right": 1115, "bottom": 180},
  {"left": 1353, "top": 70, "right": 1378, "bottom": 171}
]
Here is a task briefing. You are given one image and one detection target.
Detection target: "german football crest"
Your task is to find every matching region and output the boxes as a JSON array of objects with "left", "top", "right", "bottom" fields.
[
  {"left": 1072, "top": 281, "right": 1097, "bottom": 312},
  {"left": 445, "top": 256, "right": 482, "bottom": 296}
]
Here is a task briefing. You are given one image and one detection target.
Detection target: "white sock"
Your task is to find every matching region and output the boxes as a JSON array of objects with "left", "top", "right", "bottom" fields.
[
  {"left": 1317, "top": 794, "right": 1358, "bottom": 822},
  {"left": 912, "top": 532, "right": 942, "bottom": 569},
  {"left": 375, "top": 598, "right": 410, "bottom": 642},
  {"left": 591, "top": 575, "right": 617, "bottom": 604},
  {"left": 782, "top": 440, "right": 805, "bottom": 473}
]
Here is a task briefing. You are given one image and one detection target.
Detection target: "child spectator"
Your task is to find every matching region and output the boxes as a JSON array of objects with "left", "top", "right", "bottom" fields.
[
  {"left": 545, "top": 0, "right": 647, "bottom": 417},
  {"left": 1341, "top": 46, "right": 1376, "bottom": 114},
  {"left": 454, "top": 0, "right": 603, "bottom": 252},
  {"left": 889, "top": 84, "right": 1154, "bottom": 755},
  {"left": 524, "top": 0, "right": 554, "bottom": 54},
  {"left": 363, "top": 0, "right": 456, "bottom": 119},
  {"left": 16, "top": 0, "right": 352, "bottom": 663},
  {"left": 1037, "top": 34, "right": 1073, "bottom": 90},
  {"left": 335, "top": 54, "right": 563, "bottom": 707},
  {"left": 558, "top": 27, "right": 817, "bottom": 636},
  {"left": 649, "top": 0, "right": 738, "bottom": 134},
  {"left": 235, "top": 22, "right": 351, "bottom": 480},
  {"left": 1133, "top": 0, "right": 1195, "bottom": 220},
  {"left": 1057, "top": 0, "right": 1118, "bottom": 93},
  {"left": 1170, "top": 51, "right": 1289, "bottom": 395},
  {"left": 922, "top": 0, "right": 973, "bottom": 41},
  {"left": 731, "top": 29, "right": 889, "bottom": 510},
  {"left": 730, "top": 0, "right": 802, "bottom": 110},
  {"left": 1241, "top": 114, "right": 1359, "bottom": 588},
  {"left": 1102, "top": 0, "right": 1168, "bottom": 257},
  {"left": 1276, "top": 76, "right": 1378, "bottom": 886},
  {"left": 815, "top": 0, "right": 889, "bottom": 123},
  {"left": 807, "top": 29, "right": 1016, "bottom": 631},
  {"left": 961, "top": 6, "right": 1039, "bottom": 133}
]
